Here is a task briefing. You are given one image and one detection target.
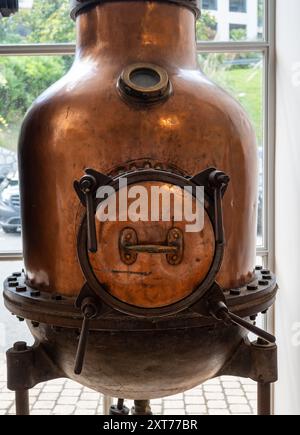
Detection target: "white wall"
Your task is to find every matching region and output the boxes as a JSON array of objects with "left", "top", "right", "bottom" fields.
[{"left": 275, "top": 0, "right": 300, "bottom": 416}]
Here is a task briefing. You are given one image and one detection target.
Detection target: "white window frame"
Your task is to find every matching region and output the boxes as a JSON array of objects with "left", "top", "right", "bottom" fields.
[{"left": 0, "top": 0, "right": 276, "bottom": 267}]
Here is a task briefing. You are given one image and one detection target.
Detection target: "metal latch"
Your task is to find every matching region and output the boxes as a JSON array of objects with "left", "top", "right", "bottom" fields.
[{"left": 119, "top": 227, "right": 184, "bottom": 266}]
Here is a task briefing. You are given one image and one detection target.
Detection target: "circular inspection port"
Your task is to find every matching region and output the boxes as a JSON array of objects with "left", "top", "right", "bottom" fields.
[{"left": 117, "top": 63, "right": 171, "bottom": 104}]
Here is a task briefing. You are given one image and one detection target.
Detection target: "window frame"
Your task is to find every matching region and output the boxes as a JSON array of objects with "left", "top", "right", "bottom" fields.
[{"left": 0, "top": 0, "right": 276, "bottom": 266}]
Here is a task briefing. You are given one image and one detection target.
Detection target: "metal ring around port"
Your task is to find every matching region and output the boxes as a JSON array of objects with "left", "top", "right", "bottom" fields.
[{"left": 117, "top": 63, "right": 172, "bottom": 104}]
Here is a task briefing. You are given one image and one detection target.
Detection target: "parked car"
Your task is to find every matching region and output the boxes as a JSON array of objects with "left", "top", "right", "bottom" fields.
[
  {"left": 0, "top": 172, "right": 21, "bottom": 233},
  {"left": 0, "top": 147, "right": 17, "bottom": 181}
]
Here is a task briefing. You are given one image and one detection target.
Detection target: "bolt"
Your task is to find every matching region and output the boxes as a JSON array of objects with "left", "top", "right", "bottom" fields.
[
  {"left": 17, "top": 317, "right": 24, "bottom": 322},
  {"left": 8, "top": 277, "right": 17, "bottom": 283},
  {"left": 30, "top": 290, "right": 41, "bottom": 297},
  {"left": 257, "top": 337, "right": 269, "bottom": 346},
  {"left": 255, "top": 266, "right": 263, "bottom": 271},
  {"left": 262, "top": 309, "right": 268, "bottom": 315},
  {"left": 8, "top": 282, "right": 18, "bottom": 288},
  {"left": 263, "top": 275, "right": 272, "bottom": 280},
  {"left": 31, "top": 321, "right": 40, "bottom": 328},
  {"left": 261, "top": 270, "right": 271, "bottom": 275},
  {"left": 247, "top": 284, "right": 258, "bottom": 291},
  {"left": 250, "top": 315, "right": 257, "bottom": 321},
  {"left": 230, "top": 289, "right": 241, "bottom": 296},
  {"left": 52, "top": 294, "right": 63, "bottom": 301},
  {"left": 16, "top": 286, "right": 27, "bottom": 293},
  {"left": 259, "top": 280, "right": 269, "bottom": 286},
  {"left": 13, "top": 342, "right": 27, "bottom": 352},
  {"left": 13, "top": 272, "right": 22, "bottom": 277}
]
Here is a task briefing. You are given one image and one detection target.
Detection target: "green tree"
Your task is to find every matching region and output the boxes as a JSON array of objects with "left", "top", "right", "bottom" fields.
[
  {"left": 0, "top": 1, "right": 75, "bottom": 150},
  {"left": 196, "top": 11, "right": 217, "bottom": 41}
]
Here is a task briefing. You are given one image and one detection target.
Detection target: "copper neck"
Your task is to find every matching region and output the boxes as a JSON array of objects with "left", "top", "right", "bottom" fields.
[{"left": 75, "top": 1, "right": 197, "bottom": 69}]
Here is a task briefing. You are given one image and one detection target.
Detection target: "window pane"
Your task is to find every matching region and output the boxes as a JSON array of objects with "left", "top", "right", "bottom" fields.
[
  {"left": 198, "top": 0, "right": 265, "bottom": 41},
  {"left": 0, "top": 55, "right": 73, "bottom": 253},
  {"left": 0, "top": 0, "right": 75, "bottom": 44},
  {"left": 198, "top": 52, "right": 264, "bottom": 246}
]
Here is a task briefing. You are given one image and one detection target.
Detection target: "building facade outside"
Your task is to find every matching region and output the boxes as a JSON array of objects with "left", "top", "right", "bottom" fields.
[{"left": 202, "top": 0, "right": 261, "bottom": 40}]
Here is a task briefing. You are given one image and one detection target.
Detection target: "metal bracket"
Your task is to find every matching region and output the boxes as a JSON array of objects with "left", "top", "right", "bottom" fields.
[
  {"left": 219, "top": 337, "right": 278, "bottom": 384},
  {"left": 6, "top": 341, "right": 63, "bottom": 392}
]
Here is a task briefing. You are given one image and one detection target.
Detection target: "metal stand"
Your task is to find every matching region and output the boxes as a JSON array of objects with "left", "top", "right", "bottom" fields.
[
  {"left": 6, "top": 341, "right": 64, "bottom": 416},
  {"left": 131, "top": 400, "right": 153, "bottom": 415},
  {"left": 6, "top": 336, "right": 277, "bottom": 416},
  {"left": 109, "top": 398, "right": 130, "bottom": 415},
  {"left": 15, "top": 390, "right": 30, "bottom": 416},
  {"left": 257, "top": 382, "right": 272, "bottom": 416},
  {"left": 220, "top": 338, "right": 277, "bottom": 416}
]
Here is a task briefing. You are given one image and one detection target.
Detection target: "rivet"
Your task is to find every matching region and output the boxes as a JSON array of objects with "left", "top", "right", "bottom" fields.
[
  {"left": 255, "top": 266, "right": 263, "bottom": 271},
  {"left": 8, "top": 282, "right": 18, "bottom": 288},
  {"left": 125, "top": 234, "right": 132, "bottom": 241},
  {"left": 172, "top": 255, "right": 178, "bottom": 262},
  {"left": 263, "top": 275, "right": 272, "bottom": 280},
  {"left": 230, "top": 289, "right": 241, "bottom": 296},
  {"left": 125, "top": 254, "right": 131, "bottom": 261},
  {"left": 261, "top": 270, "right": 271, "bottom": 275},
  {"left": 173, "top": 232, "right": 180, "bottom": 240},
  {"left": 13, "top": 342, "right": 27, "bottom": 352},
  {"left": 8, "top": 277, "right": 17, "bottom": 283},
  {"left": 262, "top": 310, "right": 268, "bottom": 315},
  {"left": 17, "top": 317, "right": 24, "bottom": 322},
  {"left": 31, "top": 321, "right": 40, "bottom": 328},
  {"left": 16, "top": 286, "right": 27, "bottom": 293},
  {"left": 250, "top": 315, "right": 257, "bottom": 321}
]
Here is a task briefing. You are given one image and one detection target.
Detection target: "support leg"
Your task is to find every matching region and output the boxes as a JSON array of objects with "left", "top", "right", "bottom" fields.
[
  {"left": 257, "top": 382, "right": 272, "bottom": 416},
  {"left": 15, "top": 389, "right": 30, "bottom": 416},
  {"left": 131, "top": 400, "right": 152, "bottom": 415},
  {"left": 7, "top": 340, "right": 63, "bottom": 415},
  {"left": 109, "top": 398, "right": 130, "bottom": 415}
]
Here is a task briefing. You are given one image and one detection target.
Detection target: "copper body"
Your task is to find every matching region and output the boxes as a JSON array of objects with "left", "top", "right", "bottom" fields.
[
  {"left": 10, "top": 1, "right": 268, "bottom": 401},
  {"left": 19, "top": 1, "right": 257, "bottom": 302}
]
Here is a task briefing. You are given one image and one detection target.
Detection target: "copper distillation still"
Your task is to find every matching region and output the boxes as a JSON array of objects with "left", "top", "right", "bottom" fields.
[{"left": 3, "top": 0, "right": 278, "bottom": 416}]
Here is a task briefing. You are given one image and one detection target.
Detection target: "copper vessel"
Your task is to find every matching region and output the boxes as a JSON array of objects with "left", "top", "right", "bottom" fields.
[{"left": 4, "top": 0, "right": 278, "bottom": 415}]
